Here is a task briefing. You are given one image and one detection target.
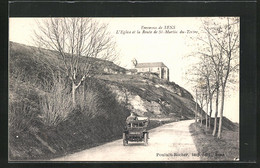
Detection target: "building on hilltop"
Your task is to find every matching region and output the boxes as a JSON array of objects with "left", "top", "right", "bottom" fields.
[{"left": 135, "top": 62, "right": 169, "bottom": 81}]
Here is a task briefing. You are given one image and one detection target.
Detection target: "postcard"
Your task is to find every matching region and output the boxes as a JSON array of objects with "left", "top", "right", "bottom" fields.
[{"left": 8, "top": 17, "right": 240, "bottom": 161}]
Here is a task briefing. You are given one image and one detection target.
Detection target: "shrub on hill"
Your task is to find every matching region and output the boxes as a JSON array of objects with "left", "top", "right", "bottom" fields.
[
  {"left": 39, "top": 78, "right": 73, "bottom": 127},
  {"left": 9, "top": 42, "right": 130, "bottom": 159}
]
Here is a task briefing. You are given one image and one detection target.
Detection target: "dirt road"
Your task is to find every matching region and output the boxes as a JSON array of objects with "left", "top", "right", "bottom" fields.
[{"left": 53, "top": 120, "right": 200, "bottom": 161}]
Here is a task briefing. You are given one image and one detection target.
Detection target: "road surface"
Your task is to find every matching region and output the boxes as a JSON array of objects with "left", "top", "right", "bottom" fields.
[{"left": 53, "top": 120, "right": 200, "bottom": 161}]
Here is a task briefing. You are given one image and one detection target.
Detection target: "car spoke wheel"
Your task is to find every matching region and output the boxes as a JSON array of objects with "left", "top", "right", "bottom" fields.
[
  {"left": 123, "top": 133, "right": 127, "bottom": 146},
  {"left": 144, "top": 133, "right": 148, "bottom": 146}
]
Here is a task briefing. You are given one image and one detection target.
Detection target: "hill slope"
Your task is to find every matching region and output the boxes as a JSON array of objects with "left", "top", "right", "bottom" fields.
[
  {"left": 98, "top": 74, "right": 198, "bottom": 119},
  {"left": 9, "top": 41, "right": 205, "bottom": 160}
]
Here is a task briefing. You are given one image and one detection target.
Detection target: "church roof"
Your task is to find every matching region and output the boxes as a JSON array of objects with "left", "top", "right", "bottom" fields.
[{"left": 135, "top": 62, "right": 167, "bottom": 68}]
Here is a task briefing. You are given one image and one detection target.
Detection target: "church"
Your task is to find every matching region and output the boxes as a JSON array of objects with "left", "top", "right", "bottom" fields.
[{"left": 135, "top": 62, "right": 169, "bottom": 81}]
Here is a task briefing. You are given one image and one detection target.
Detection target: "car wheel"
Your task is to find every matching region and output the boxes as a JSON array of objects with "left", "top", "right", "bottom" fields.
[
  {"left": 123, "top": 133, "right": 127, "bottom": 146},
  {"left": 144, "top": 133, "right": 148, "bottom": 146}
]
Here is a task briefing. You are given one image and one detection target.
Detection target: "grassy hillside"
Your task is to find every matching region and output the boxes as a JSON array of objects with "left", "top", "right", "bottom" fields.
[{"left": 9, "top": 41, "right": 203, "bottom": 160}]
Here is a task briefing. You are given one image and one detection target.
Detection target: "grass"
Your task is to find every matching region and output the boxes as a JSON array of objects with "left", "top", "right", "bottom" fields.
[{"left": 189, "top": 122, "right": 239, "bottom": 161}]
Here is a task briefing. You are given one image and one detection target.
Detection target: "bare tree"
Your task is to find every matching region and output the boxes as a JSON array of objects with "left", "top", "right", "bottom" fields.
[
  {"left": 202, "top": 62, "right": 215, "bottom": 130},
  {"left": 201, "top": 48, "right": 221, "bottom": 137},
  {"left": 193, "top": 19, "right": 221, "bottom": 136},
  {"left": 214, "top": 18, "right": 239, "bottom": 138},
  {"left": 201, "top": 56, "right": 215, "bottom": 129},
  {"left": 33, "top": 18, "right": 117, "bottom": 105},
  {"left": 186, "top": 56, "right": 214, "bottom": 128},
  {"left": 196, "top": 17, "right": 239, "bottom": 138},
  {"left": 190, "top": 56, "right": 216, "bottom": 129}
]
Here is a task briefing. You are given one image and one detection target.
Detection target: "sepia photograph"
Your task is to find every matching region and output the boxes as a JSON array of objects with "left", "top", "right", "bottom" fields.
[{"left": 9, "top": 17, "right": 240, "bottom": 162}]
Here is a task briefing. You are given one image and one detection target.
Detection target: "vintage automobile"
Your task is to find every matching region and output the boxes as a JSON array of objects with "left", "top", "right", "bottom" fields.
[{"left": 123, "top": 119, "right": 149, "bottom": 146}]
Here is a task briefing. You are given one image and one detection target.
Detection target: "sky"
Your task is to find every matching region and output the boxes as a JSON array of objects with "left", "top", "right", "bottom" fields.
[{"left": 9, "top": 17, "right": 239, "bottom": 122}]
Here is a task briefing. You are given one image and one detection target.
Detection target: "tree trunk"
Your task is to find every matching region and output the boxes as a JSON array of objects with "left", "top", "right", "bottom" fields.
[
  {"left": 206, "top": 100, "right": 208, "bottom": 130},
  {"left": 72, "top": 82, "right": 76, "bottom": 106},
  {"left": 200, "top": 109, "right": 203, "bottom": 127},
  {"left": 212, "top": 87, "right": 219, "bottom": 136},
  {"left": 217, "top": 88, "right": 225, "bottom": 138},
  {"left": 209, "top": 97, "right": 213, "bottom": 129},
  {"left": 195, "top": 90, "right": 197, "bottom": 123}
]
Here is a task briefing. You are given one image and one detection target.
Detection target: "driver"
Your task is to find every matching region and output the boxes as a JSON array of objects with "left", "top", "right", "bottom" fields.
[{"left": 126, "top": 112, "right": 138, "bottom": 123}]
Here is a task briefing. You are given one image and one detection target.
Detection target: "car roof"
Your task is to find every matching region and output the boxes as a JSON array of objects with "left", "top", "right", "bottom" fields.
[{"left": 127, "top": 120, "right": 147, "bottom": 124}]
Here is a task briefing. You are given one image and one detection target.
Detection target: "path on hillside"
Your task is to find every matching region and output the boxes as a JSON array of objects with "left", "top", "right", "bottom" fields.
[{"left": 52, "top": 120, "right": 200, "bottom": 161}]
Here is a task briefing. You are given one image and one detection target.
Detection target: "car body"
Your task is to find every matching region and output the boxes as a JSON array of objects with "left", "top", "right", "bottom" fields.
[{"left": 123, "top": 119, "right": 149, "bottom": 146}]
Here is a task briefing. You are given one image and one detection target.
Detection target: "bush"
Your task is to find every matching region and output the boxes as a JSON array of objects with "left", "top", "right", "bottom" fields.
[
  {"left": 9, "top": 100, "right": 37, "bottom": 133},
  {"left": 9, "top": 74, "right": 40, "bottom": 134},
  {"left": 39, "top": 78, "right": 73, "bottom": 127},
  {"left": 76, "top": 87, "right": 103, "bottom": 118}
]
